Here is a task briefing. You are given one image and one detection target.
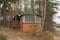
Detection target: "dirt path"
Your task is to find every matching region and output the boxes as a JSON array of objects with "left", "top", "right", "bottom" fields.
[
  {"left": 7, "top": 35, "right": 23, "bottom": 40},
  {"left": 53, "top": 36, "right": 60, "bottom": 40}
]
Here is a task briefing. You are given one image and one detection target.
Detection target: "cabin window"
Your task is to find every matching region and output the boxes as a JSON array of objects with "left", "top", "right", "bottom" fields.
[
  {"left": 23, "top": 15, "right": 41, "bottom": 23},
  {"left": 23, "top": 15, "right": 35, "bottom": 23}
]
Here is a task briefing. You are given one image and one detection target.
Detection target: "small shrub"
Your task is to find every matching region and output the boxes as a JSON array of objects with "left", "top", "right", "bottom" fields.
[{"left": 0, "top": 35, "right": 7, "bottom": 40}]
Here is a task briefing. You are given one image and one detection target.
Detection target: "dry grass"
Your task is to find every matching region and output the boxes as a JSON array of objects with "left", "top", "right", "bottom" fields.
[{"left": 0, "top": 27, "right": 54, "bottom": 40}]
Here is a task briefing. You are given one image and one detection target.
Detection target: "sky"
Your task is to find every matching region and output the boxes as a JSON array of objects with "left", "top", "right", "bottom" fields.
[{"left": 53, "top": 0, "right": 60, "bottom": 24}]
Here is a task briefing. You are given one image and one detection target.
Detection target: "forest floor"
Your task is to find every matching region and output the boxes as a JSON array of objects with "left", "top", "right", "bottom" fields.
[
  {"left": 53, "top": 35, "right": 60, "bottom": 40},
  {"left": 0, "top": 27, "right": 60, "bottom": 40}
]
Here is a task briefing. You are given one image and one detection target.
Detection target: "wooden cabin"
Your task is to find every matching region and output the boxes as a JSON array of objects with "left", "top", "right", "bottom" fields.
[{"left": 12, "top": 13, "right": 42, "bottom": 32}]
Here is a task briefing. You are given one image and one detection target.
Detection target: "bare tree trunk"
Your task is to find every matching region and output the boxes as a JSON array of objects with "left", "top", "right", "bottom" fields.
[
  {"left": 38, "top": 0, "right": 44, "bottom": 31},
  {"left": 31, "top": 0, "right": 35, "bottom": 13},
  {"left": 3, "top": 10, "right": 8, "bottom": 27},
  {"left": 24, "top": 0, "right": 28, "bottom": 13},
  {"left": 43, "top": 0, "right": 46, "bottom": 31}
]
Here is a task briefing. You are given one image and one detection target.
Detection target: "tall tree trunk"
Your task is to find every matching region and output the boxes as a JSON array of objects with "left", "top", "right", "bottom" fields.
[
  {"left": 31, "top": 0, "right": 35, "bottom": 13},
  {"left": 3, "top": 10, "right": 7, "bottom": 27},
  {"left": 24, "top": 0, "right": 28, "bottom": 13}
]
